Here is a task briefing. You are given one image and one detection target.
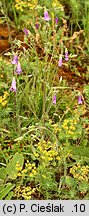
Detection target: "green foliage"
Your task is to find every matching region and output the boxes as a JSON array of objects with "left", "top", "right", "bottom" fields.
[
  {"left": 0, "top": 183, "right": 15, "bottom": 200},
  {"left": 0, "top": 166, "right": 15, "bottom": 200},
  {"left": 6, "top": 152, "right": 24, "bottom": 180},
  {"left": 69, "top": 146, "right": 89, "bottom": 161},
  {"left": 0, "top": 153, "right": 23, "bottom": 199},
  {"left": 0, "top": 167, "right": 7, "bottom": 181},
  {"left": 0, "top": 0, "right": 89, "bottom": 200},
  {"left": 59, "top": 0, "right": 89, "bottom": 51}
]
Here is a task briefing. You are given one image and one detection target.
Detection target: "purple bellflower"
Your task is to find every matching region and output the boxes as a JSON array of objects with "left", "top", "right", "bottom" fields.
[
  {"left": 16, "top": 62, "right": 22, "bottom": 75},
  {"left": 35, "top": 23, "right": 39, "bottom": 29},
  {"left": 55, "top": 17, "right": 59, "bottom": 25},
  {"left": 10, "top": 77, "right": 16, "bottom": 93},
  {"left": 53, "top": 95, "right": 56, "bottom": 104},
  {"left": 23, "top": 28, "right": 29, "bottom": 37},
  {"left": 58, "top": 55, "right": 62, "bottom": 67},
  {"left": 78, "top": 95, "right": 83, "bottom": 105},
  {"left": 44, "top": 11, "right": 50, "bottom": 21},
  {"left": 65, "top": 48, "right": 69, "bottom": 61},
  {"left": 11, "top": 55, "right": 18, "bottom": 65}
]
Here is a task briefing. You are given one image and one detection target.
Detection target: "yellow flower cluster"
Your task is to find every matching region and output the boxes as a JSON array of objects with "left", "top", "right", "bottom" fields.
[
  {"left": 15, "top": 0, "right": 38, "bottom": 11},
  {"left": 16, "top": 161, "right": 22, "bottom": 171},
  {"left": 35, "top": 141, "right": 72, "bottom": 164},
  {"left": 15, "top": 0, "right": 27, "bottom": 11},
  {"left": 37, "top": 140, "right": 58, "bottom": 162},
  {"left": 34, "top": 140, "right": 61, "bottom": 163},
  {"left": 62, "top": 118, "right": 77, "bottom": 135},
  {"left": 15, "top": 0, "right": 64, "bottom": 11},
  {"left": 21, "top": 186, "right": 35, "bottom": 200},
  {"left": 70, "top": 163, "right": 89, "bottom": 182},
  {"left": 16, "top": 161, "right": 37, "bottom": 178},
  {"left": 27, "top": 0, "right": 38, "bottom": 9},
  {"left": 14, "top": 185, "right": 35, "bottom": 200},
  {"left": 0, "top": 91, "right": 9, "bottom": 106},
  {"left": 52, "top": 0, "right": 64, "bottom": 10}
]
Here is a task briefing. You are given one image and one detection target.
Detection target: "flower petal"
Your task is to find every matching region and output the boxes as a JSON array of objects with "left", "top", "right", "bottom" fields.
[
  {"left": 44, "top": 11, "right": 50, "bottom": 21},
  {"left": 11, "top": 55, "right": 18, "bottom": 65},
  {"left": 10, "top": 77, "right": 16, "bottom": 92},
  {"left": 53, "top": 95, "right": 56, "bottom": 104}
]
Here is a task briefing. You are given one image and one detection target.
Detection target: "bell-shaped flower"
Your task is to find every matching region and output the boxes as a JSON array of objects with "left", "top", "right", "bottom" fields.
[
  {"left": 44, "top": 11, "right": 50, "bottom": 21},
  {"left": 55, "top": 17, "right": 58, "bottom": 25},
  {"left": 11, "top": 55, "right": 18, "bottom": 65},
  {"left": 35, "top": 23, "right": 39, "bottom": 29},
  {"left": 53, "top": 95, "right": 56, "bottom": 104},
  {"left": 78, "top": 95, "right": 83, "bottom": 104},
  {"left": 10, "top": 77, "right": 16, "bottom": 92},
  {"left": 23, "top": 28, "right": 29, "bottom": 37},
  {"left": 58, "top": 55, "right": 62, "bottom": 67},
  {"left": 16, "top": 62, "right": 22, "bottom": 75}
]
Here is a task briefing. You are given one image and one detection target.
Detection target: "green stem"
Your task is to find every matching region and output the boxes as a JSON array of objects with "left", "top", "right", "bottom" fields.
[
  {"left": 3, "top": 0, "right": 14, "bottom": 53},
  {"left": 42, "top": 76, "right": 46, "bottom": 127},
  {"left": 41, "top": 47, "right": 48, "bottom": 138}
]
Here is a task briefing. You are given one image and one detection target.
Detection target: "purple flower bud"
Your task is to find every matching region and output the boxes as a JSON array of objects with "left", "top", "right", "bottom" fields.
[
  {"left": 58, "top": 55, "right": 62, "bottom": 67},
  {"left": 35, "top": 23, "right": 39, "bottom": 29},
  {"left": 55, "top": 17, "right": 58, "bottom": 24},
  {"left": 44, "top": 11, "right": 50, "bottom": 21},
  {"left": 53, "top": 95, "right": 56, "bottom": 104},
  {"left": 23, "top": 28, "right": 29, "bottom": 37},
  {"left": 65, "top": 48, "right": 68, "bottom": 61},
  {"left": 78, "top": 95, "right": 83, "bottom": 104},
  {"left": 16, "top": 62, "right": 22, "bottom": 75},
  {"left": 11, "top": 55, "right": 18, "bottom": 65},
  {"left": 10, "top": 77, "right": 16, "bottom": 92}
]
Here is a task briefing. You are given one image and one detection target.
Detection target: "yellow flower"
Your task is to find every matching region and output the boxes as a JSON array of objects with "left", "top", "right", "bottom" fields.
[
  {"left": 47, "top": 141, "right": 51, "bottom": 145},
  {"left": 16, "top": 166, "right": 22, "bottom": 171},
  {"left": 48, "top": 156, "right": 53, "bottom": 161},
  {"left": 32, "top": 188, "right": 36, "bottom": 193},
  {"left": 17, "top": 172, "right": 22, "bottom": 177},
  {"left": 38, "top": 146, "right": 43, "bottom": 151},
  {"left": 62, "top": 125, "right": 68, "bottom": 130},
  {"left": 27, "top": 191, "right": 32, "bottom": 196},
  {"left": 77, "top": 163, "right": 81, "bottom": 168},
  {"left": 52, "top": 0, "right": 64, "bottom": 10},
  {"left": 69, "top": 125, "right": 75, "bottom": 130},
  {"left": 73, "top": 120, "right": 77, "bottom": 125},
  {"left": 0, "top": 96, "right": 3, "bottom": 103},
  {"left": 22, "top": 169, "right": 27, "bottom": 174},
  {"left": 56, "top": 156, "right": 61, "bottom": 160},
  {"left": 41, "top": 156, "right": 45, "bottom": 160},
  {"left": 4, "top": 91, "right": 9, "bottom": 96},
  {"left": 1, "top": 100, "right": 7, "bottom": 106},
  {"left": 34, "top": 152, "right": 39, "bottom": 157},
  {"left": 68, "top": 130, "right": 73, "bottom": 135},
  {"left": 0, "top": 74, "right": 3, "bottom": 78},
  {"left": 29, "top": 173, "right": 34, "bottom": 177},
  {"left": 15, "top": 0, "right": 19, "bottom": 2},
  {"left": 27, "top": 166, "right": 32, "bottom": 170},
  {"left": 32, "top": 169, "right": 37, "bottom": 175}
]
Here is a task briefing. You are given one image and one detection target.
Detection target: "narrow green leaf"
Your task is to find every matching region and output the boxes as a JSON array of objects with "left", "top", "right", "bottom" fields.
[
  {"left": 0, "top": 168, "right": 7, "bottom": 180},
  {"left": 0, "top": 183, "right": 15, "bottom": 200},
  {"left": 5, "top": 191, "right": 14, "bottom": 200}
]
